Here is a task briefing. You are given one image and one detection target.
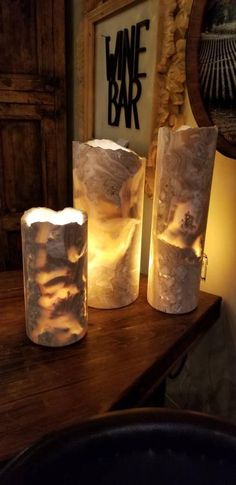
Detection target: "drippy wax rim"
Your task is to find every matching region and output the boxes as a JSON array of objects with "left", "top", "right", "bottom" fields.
[{"left": 22, "top": 207, "right": 87, "bottom": 226}]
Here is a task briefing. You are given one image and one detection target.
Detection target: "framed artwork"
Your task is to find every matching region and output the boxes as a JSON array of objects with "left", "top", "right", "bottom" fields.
[
  {"left": 78, "top": 0, "right": 191, "bottom": 195},
  {"left": 83, "top": 0, "right": 159, "bottom": 157},
  {"left": 186, "top": 0, "right": 236, "bottom": 159}
]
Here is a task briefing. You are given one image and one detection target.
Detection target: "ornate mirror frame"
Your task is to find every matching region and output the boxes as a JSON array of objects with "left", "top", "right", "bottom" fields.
[{"left": 186, "top": 0, "right": 236, "bottom": 159}]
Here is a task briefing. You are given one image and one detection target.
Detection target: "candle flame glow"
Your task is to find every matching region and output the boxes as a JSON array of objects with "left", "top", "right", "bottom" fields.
[
  {"left": 23, "top": 207, "right": 87, "bottom": 226},
  {"left": 87, "top": 139, "right": 131, "bottom": 152}
]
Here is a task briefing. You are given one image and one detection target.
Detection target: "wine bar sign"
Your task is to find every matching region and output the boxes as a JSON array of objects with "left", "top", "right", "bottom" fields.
[
  {"left": 105, "top": 19, "right": 150, "bottom": 129},
  {"left": 93, "top": 0, "right": 159, "bottom": 155}
]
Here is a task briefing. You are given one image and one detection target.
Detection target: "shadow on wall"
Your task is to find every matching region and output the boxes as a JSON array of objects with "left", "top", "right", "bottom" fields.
[
  {"left": 165, "top": 310, "right": 235, "bottom": 422},
  {"left": 164, "top": 90, "right": 236, "bottom": 422}
]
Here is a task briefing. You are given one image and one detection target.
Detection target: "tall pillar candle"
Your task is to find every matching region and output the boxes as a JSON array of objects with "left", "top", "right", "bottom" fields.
[
  {"left": 147, "top": 126, "right": 218, "bottom": 314},
  {"left": 73, "top": 139, "right": 145, "bottom": 309},
  {"left": 21, "top": 207, "right": 87, "bottom": 346}
]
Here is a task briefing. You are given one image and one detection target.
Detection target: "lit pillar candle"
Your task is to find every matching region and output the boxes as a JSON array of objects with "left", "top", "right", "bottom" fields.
[
  {"left": 147, "top": 126, "right": 218, "bottom": 314},
  {"left": 21, "top": 207, "right": 87, "bottom": 346},
  {"left": 73, "top": 139, "right": 145, "bottom": 309}
]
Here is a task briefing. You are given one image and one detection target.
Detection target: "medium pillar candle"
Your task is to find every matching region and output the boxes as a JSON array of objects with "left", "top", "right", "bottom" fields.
[
  {"left": 21, "top": 207, "right": 87, "bottom": 346},
  {"left": 147, "top": 126, "right": 218, "bottom": 314},
  {"left": 73, "top": 139, "right": 145, "bottom": 309}
]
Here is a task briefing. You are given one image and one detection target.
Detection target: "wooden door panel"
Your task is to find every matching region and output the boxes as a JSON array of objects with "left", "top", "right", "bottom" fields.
[
  {"left": 36, "top": 1, "right": 54, "bottom": 75},
  {"left": 4, "top": 230, "right": 22, "bottom": 270},
  {"left": 0, "top": 0, "right": 38, "bottom": 74},
  {"left": 0, "top": 103, "right": 42, "bottom": 119},
  {"left": 0, "top": 110, "right": 62, "bottom": 270},
  {"left": 41, "top": 116, "right": 58, "bottom": 209},
  {"left": 0, "top": 0, "right": 55, "bottom": 77},
  {"left": 0, "top": 223, "right": 8, "bottom": 271},
  {"left": 0, "top": 0, "right": 67, "bottom": 270},
  {"left": 0, "top": 90, "right": 54, "bottom": 105},
  {"left": 0, "top": 75, "right": 55, "bottom": 92},
  {"left": 0, "top": 214, "right": 22, "bottom": 271},
  {"left": 0, "top": 120, "right": 43, "bottom": 212}
]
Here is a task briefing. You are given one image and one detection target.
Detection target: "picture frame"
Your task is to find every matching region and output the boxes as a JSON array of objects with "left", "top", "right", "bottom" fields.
[
  {"left": 83, "top": 0, "right": 136, "bottom": 141},
  {"left": 77, "top": 0, "right": 191, "bottom": 195},
  {"left": 83, "top": 0, "right": 159, "bottom": 157},
  {"left": 186, "top": 0, "right": 236, "bottom": 159}
]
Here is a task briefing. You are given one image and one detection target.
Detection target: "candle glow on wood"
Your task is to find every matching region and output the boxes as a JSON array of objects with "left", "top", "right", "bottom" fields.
[
  {"left": 147, "top": 126, "right": 218, "bottom": 314},
  {"left": 21, "top": 207, "right": 87, "bottom": 346},
  {"left": 73, "top": 139, "right": 145, "bottom": 309}
]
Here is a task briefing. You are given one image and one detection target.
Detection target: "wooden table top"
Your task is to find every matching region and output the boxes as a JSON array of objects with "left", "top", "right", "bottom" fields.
[{"left": 0, "top": 271, "right": 221, "bottom": 462}]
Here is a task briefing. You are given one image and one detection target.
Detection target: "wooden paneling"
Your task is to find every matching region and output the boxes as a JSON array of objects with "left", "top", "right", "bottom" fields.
[
  {"left": 0, "top": 120, "right": 42, "bottom": 211},
  {"left": 0, "top": 91, "right": 54, "bottom": 105},
  {"left": 41, "top": 116, "right": 58, "bottom": 209},
  {"left": 0, "top": 0, "right": 37, "bottom": 74},
  {"left": 0, "top": 103, "right": 42, "bottom": 119},
  {"left": 0, "top": 74, "right": 56, "bottom": 92},
  {"left": 0, "top": 0, "right": 67, "bottom": 270},
  {"left": 5, "top": 231, "right": 22, "bottom": 270},
  {"left": 36, "top": 0, "right": 54, "bottom": 75}
]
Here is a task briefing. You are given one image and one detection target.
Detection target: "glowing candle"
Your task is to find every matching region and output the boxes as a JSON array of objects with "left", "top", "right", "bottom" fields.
[
  {"left": 147, "top": 126, "right": 218, "bottom": 314},
  {"left": 73, "top": 139, "right": 145, "bottom": 309},
  {"left": 21, "top": 207, "right": 87, "bottom": 346}
]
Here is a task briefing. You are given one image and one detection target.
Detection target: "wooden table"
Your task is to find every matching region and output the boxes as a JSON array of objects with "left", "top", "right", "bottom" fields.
[{"left": 0, "top": 271, "right": 221, "bottom": 463}]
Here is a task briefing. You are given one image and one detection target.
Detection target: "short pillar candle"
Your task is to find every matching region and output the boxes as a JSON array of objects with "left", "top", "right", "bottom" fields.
[
  {"left": 21, "top": 207, "right": 87, "bottom": 346},
  {"left": 147, "top": 126, "right": 218, "bottom": 314},
  {"left": 73, "top": 139, "right": 145, "bottom": 309}
]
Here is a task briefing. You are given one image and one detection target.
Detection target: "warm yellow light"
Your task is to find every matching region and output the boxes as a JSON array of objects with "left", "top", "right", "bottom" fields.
[
  {"left": 24, "top": 207, "right": 86, "bottom": 226},
  {"left": 159, "top": 233, "right": 202, "bottom": 258},
  {"left": 86, "top": 138, "right": 131, "bottom": 152},
  {"left": 73, "top": 139, "right": 145, "bottom": 308}
]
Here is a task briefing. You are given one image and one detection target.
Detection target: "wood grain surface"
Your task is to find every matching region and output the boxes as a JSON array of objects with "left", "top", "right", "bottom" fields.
[
  {"left": 0, "top": 272, "right": 221, "bottom": 462},
  {"left": 0, "top": 0, "right": 68, "bottom": 271}
]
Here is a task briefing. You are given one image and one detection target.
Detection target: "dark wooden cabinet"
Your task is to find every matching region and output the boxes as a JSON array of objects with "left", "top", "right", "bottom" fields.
[{"left": 0, "top": 0, "right": 67, "bottom": 270}]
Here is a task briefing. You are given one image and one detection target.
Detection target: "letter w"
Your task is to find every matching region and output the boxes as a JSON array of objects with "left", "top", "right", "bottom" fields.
[{"left": 105, "top": 31, "right": 123, "bottom": 81}]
